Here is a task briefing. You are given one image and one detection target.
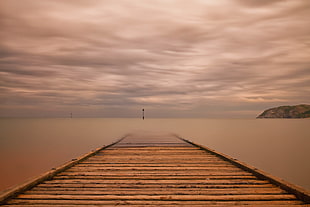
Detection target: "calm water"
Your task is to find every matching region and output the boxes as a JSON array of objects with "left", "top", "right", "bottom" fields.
[{"left": 0, "top": 118, "right": 309, "bottom": 192}]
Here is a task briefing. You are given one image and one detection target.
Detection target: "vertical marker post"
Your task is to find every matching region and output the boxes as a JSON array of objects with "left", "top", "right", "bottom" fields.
[{"left": 142, "top": 109, "right": 144, "bottom": 120}]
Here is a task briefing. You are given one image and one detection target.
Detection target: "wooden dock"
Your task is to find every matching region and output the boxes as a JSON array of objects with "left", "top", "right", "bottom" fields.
[{"left": 1, "top": 133, "right": 309, "bottom": 206}]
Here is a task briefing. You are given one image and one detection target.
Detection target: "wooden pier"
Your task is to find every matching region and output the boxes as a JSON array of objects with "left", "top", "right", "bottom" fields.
[{"left": 1, "top": 133, "right": 309, "bottom": 206}]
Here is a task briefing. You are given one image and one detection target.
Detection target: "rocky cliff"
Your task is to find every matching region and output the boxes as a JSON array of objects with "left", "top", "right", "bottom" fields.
[{"left": 257, "top": 104, "right": 310, "bottom": 118}]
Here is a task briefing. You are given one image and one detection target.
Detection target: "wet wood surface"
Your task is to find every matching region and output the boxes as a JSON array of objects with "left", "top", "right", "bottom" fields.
[{"left": 1, "top": 133, "right": 309, "bottom": 206}]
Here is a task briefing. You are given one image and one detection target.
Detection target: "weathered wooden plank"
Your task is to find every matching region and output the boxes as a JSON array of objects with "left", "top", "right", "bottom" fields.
[
  {"left": 42, "top": 179, "right": 269, "bottom": 186},
  {"left": 28, "top": 188, "right": 282, "bottom": 197},
  {"left": 76, "top": 162, "right": 234, "bottom": 166},
  {"left": 7, "top": 199, "right": 303, "bottom": 205},
  {"left": 101, "top": 151, "right": 200, "bottom": 154},
  {"left": 15, "top": 194, "right": 298, "bottom": 201},
  {"left": 69, "top": 163, "right": 240, "bottom": 167},
  {"left": 65, "top": 169, "right": 246, "bottom": 173},
  {"left": 82, "top": 156, "right": 221, "bottom": 159},
  {"left": 86, "top": 156, "right": 225, "bottom": 160},
  {"left": 87, "top": 154, "right": 222, "bottom": 157},
  {"left": 80, "top": 158, "right": 227, "bottom": 162},
  {"left": 52, "top": 175, "right": 258, "bottom": 180},
  {"left": 89, "top": 156, "right": 218, "bottom": 159},
  {"left": 100, "top": 149, "right": 205, "bottom": 152},
  {"left": 57, "top": 173, "right": 254, "bottom": 178},
  {"left": 85, "top": 158, "right": 225, "bottom": 162},
  {"left": 66, "top": 167, "right": 241, "bottom": 171},
  {"left": 36, "top": 183, "right": 276, "bottom": 189},
  {"left": 85, "top": 158, "right": 222, "bottom": 162},
  {"left": 82, "top": 160, "right": 228, "bottom": 163},
  {"left": 84, "top": 158, "right": 226, "bottom": 161},
  {"left": 25, "top": 188, "right": 287, "bottom": 195},
  {"left": 102, "top": 150, "right": 193, "bottom": 152},
  {"left": 111, "top": 144, "right": 192, "bottom": 148},
  {"left": 44, "top": 177, "right": 268, "bottom": 183},
  {"left": 104, "top": 147, "right": 199, "bottom": 150},
  {"left": 57, "top": 171, "right": 253, "bottom": 176},
  {"left": 2, "top": 205, "right": 308, "bottom": 207},
  {"left": 66, "top": 165, "right": 243, "bottom": 169},
  {"left": 77, "top": 163, "right": 235, "bottom": 167},
  {"left": 80, "top": 160, "right": 230, "bottom": 163}
]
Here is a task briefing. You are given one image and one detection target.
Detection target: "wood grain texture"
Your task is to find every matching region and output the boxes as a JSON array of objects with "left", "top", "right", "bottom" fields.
[{"left": 1, "top": 133, "right": 309, "bottom": 206}]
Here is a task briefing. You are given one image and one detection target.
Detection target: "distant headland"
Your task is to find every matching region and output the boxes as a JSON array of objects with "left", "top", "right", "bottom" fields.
[{"left": 257, "top": 104, "right": 310, "bottom": 118}]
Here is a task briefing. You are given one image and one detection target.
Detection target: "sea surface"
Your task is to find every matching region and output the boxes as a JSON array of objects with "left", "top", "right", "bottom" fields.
[{"left": 0, "top": 118, "right": 309, "bottom": 192}]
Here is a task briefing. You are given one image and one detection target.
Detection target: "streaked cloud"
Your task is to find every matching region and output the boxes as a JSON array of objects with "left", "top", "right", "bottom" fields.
[{"left": 0, "top": 0, "right": 309, "bottom": 118}]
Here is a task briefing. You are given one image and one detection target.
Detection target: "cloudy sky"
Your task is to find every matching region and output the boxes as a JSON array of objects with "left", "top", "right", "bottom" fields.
[{"left": 0, "top": 0, "right": 309, "bottom": 118}]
